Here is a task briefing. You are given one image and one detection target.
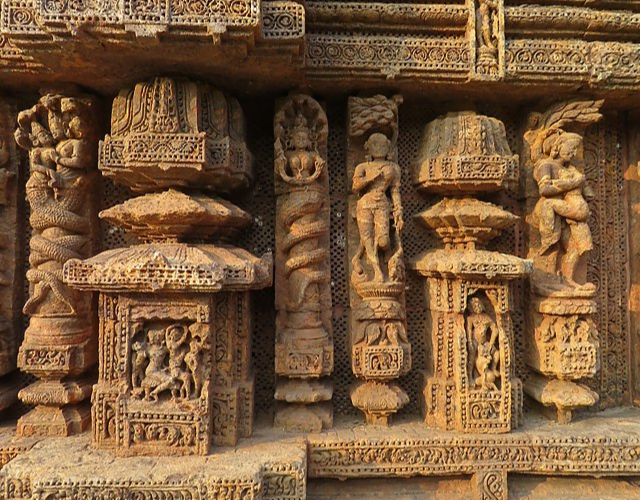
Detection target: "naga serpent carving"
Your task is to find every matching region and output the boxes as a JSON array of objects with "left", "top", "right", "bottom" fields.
[
  {"left": 275, "top": 114, "right": 329, "bottom": 312},
  {"left": 16, "top": 96, "right": 92, "bottom": 316},
  {"left": 279, "top": 187, "right": 329, "bottom": 310},
  {"left": 273, "top": 95, "right": 334, "bottom": 431}
]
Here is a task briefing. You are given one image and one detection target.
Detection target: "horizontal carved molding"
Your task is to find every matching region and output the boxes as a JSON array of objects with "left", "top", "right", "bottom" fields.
[{"left": 308, "top": 412, "right": 640, "bottom": 477}]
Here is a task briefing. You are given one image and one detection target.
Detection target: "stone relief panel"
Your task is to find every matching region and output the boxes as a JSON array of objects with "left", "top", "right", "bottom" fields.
[
  {"left": 522, "top": 100, "right": 603, "bottom": 423},
  {"left": 412, "top": 111, "right": 531, "bottom": 433}
]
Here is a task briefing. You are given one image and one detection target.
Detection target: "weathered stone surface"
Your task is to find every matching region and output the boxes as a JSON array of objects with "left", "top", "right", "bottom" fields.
[
  {"left": 273, "top": 94, "right": 333, "bottom": 432},
  {"left": 346, "top": 95, "right": 410, "bottom": 426},
  {"left": 14, "top": 93, "right": 99, "bottom": 437},
  {"left": 411, "top": 111, "right": 531, "bottom": 434},
  {"left": 0, "top": 2, "right": 639, "bottom": 499}
]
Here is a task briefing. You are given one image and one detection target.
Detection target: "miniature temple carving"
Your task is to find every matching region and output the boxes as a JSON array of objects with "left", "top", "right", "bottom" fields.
[
  {"left": 411, "top": 111, "right": 532, "bottom": 433},
  {"left": 522, "top": 100, "right": 603, "bottom": 423},
  {"left": 347, "top": 95, "right": 410, "bottom": 425},
  {"left": 273, "top": 94, "right": 333, "bottom": 432},
  {"left": 64, "top": 77, "right": 272, "bottom": 455},
  {"left": 0, "top": 100, "right": 22, "bottom": 412},
  {"left": 14, "top": 93, "right": 98, "bottom": 437}
]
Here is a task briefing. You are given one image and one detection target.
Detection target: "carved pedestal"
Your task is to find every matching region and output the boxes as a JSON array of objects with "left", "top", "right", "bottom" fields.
[
  {"left": 273, "top": 94, "right": 333, "bottom": 432},
  {"left": 14, "top": 93, "right": 98, "bottom": 436},
  {"left": 411, "top": 112, "right": 531, "bottom": 433},
  {"left": 346, "top": 95, "right": 411, "bottom": 425},
  {"left": 65, "top": 77, "right": 272, "bottom": 455},
  {"left": 522, "top": 100, "right": 603, "bottom": 423}
]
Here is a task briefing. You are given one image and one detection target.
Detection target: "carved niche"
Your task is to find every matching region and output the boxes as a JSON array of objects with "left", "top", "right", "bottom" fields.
[
  {"left": 0, "top": 99, "right": 22, "bottom": 411},
  {"left": 346, "top": 95, "right": 411, "bottom": 425},
  {"left": 273, "top": 94, "right": 333, "bottom": 432},
  {"left": 412, "top": 111, "right": 532, "bottom": 433},
  {"left": 14, "top": 93, "right": 99, "bottom": 437},
  {"left": 65, "top": 77, "right": 272, "bottom": 455},
  {"left": 522, "top": 100, "right": 603, "bottom": 423}
]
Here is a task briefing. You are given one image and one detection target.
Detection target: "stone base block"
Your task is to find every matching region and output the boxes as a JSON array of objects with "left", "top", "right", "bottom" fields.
[
  {"left": 16, "top": 403, "right": 91, "bottom": 437},
  {"left": 274, "top": 402, "right": 333, "bottom": 433},
  {"left": 0, "top": 434, "right": 307, "bottom": 500}
]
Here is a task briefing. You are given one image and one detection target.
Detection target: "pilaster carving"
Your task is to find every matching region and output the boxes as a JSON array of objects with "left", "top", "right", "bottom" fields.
[
  {"left": 65, "top": 77, "right": 272, "bottom": 455},
  {"left": 14, "top": 93, "right": 99, "bottom": 436},
  {"left": 522, "top": 99, "right": 604, "bottom": 423},
  {"left": 412, "top": 111, "right": 531, "bottom": 433},
  {"left": 273, "top": 94, "right": 333, "bottom": 432},
  {"left": 346, "top": 95, "right": 410, "bottom": 425}
]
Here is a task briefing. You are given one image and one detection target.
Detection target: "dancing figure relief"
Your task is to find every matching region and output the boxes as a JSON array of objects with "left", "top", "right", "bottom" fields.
[
  {"left": 352, "top": 133, "right": 404, "bottom": 285},
  {"left": 531, "top": 131, "right": 594, "bottom": 293},
  {"left": 525, "top": 100, "right": 603, "bottom": 297}
]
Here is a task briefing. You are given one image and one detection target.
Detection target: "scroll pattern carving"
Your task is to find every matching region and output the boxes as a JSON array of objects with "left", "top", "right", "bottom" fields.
[{"left": 273, "top": 94, "right": 333, "bottom": 432}]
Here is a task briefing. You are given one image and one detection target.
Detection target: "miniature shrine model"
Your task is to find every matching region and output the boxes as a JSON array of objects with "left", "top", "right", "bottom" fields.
[{"left": 2, "top": 2, "right": 640, "bottom": 500}]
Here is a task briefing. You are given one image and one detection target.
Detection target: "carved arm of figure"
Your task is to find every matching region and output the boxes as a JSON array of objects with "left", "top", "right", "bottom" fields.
[
  {"left": 352, "top": 161, "right": 378, "bottom": 193},
  {"left": 535, "top": 162, "right": 584, "bottom": 197}
]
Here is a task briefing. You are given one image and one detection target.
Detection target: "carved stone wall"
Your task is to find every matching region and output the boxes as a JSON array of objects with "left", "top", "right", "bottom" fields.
[{"left": 0, "top": 99, "right": 22, "bottom": 411}]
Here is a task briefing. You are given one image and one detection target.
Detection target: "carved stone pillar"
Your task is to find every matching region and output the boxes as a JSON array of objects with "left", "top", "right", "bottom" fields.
[
  {"left": 522, "top": 100, "right": 603, "bottom": 423},
  {"left": 14, "top": 93, "right": 99, "bottom": 436},
  {"left": 0, "top": 99, "right": 23, "bottom": 411},
  {"left": 273, "top": 94, "right": 333, "bottom": 432},
  {"left": 411, "top": 111, "right": 531, "bottom": 433},
  {"left": 64, "top": 77, "right": 272, "bottom": 455},
  {"left": 346, "top": 95, "right": 411, "bottom": 425}
]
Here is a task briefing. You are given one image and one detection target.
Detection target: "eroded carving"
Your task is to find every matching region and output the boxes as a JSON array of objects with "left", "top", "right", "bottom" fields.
[
  {"left": 273, "top": 94, "right": 333, "bottom": 432},
  {"left": 65, "top": 77, "right": 272, "bottom": 455},
  {"left": 347, "top": 95, "right": 410, "bottom": 425},
  {"left": 523, "top": 100, "right": 603, "bottom": 423},
  {"left": 412, "top": 111, "right": 531, "bottom": 433},
  {"left": 14, "top": 93, "right": 98, "bottom": 436}
]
